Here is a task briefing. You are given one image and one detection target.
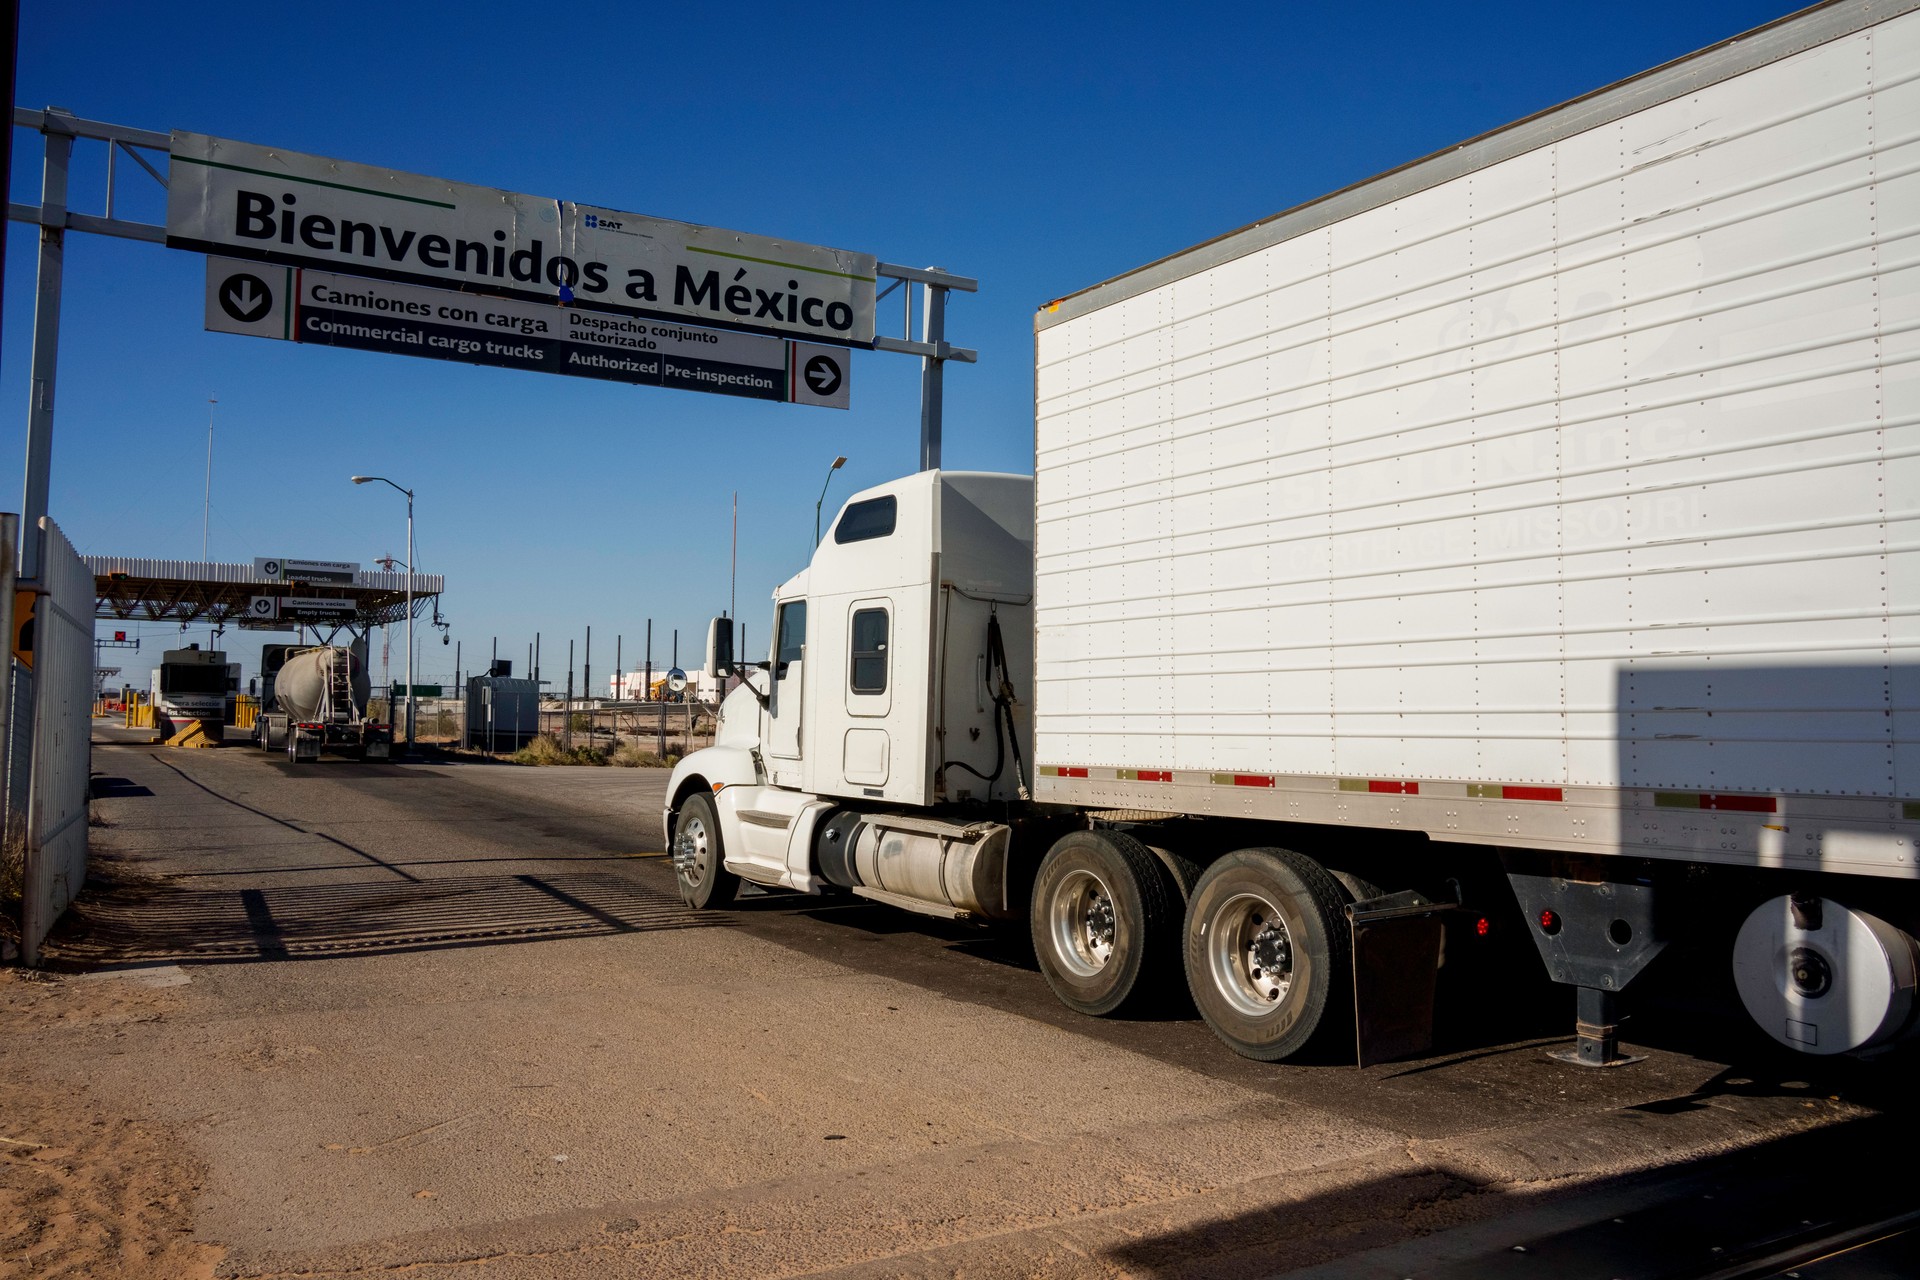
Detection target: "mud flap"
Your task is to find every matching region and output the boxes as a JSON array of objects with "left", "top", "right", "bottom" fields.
[{"left": 1349, "top": 890, "right": 1455, "bottom": 1068}]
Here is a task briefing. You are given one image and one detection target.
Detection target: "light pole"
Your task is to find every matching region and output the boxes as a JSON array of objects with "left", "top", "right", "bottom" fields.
[
  {"left": 351, "top": 475, "right": 414, "bottom": 750},
  {"left": 815, "top": 455, "right": 847, "bottom": 547},
  {"left": 203, "top": 396, "right": 216, "bottom": 562}
]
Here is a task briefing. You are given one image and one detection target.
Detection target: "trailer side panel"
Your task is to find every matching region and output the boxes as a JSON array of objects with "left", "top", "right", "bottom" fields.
[{"left": 1032, "top": 3, "right": 1920, "bottom": 876}]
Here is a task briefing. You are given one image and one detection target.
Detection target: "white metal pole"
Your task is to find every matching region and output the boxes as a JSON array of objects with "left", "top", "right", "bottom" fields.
[{"left": 203, "top": 396, "right": 216, "bottom": 561}]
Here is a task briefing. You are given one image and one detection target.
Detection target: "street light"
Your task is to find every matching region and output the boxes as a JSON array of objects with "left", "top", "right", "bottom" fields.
[
  {"left": 814, "top": 455, "right": 848, "bottom": 547},
  {"left": 351, "top": 475, "right": 415, "bottom": 750}
]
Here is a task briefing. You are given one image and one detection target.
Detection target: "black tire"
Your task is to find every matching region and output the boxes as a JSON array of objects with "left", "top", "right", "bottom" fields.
[
  {"left": 1031, "top": 830, "right": 1177, "bottom": 1017},
  {"left": 672, "top": 791, "right": 738, "bottom": 909},
  {"left": 1184, "top": 847, "right": 1354, "bottom": 1062},
  {"left": 1328, "top": 870, "right": 1383, "bottom": 905},
  {"left": 1147, "top": 845, "right": 1205, "bottom": 903}
]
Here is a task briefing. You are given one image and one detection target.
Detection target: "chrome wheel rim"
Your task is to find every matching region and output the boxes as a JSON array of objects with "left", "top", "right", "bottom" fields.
[
  {"left": 672, "top": 813, "right": 710, "bottom": 885},
  {"left": 1206, "top": 891, "right": 1296, "bottom": 1019},
  {"left": 1049, "top": 868, "right": 1117, "bottom": 978}
]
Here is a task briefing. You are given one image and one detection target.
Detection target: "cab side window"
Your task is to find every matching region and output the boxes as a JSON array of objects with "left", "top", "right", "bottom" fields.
[
  {"left": 775, "top": 601, "right": 807, "bottom": 676},
  {"left": 850, "top": 608, "right": 888, "bottom": 694}
]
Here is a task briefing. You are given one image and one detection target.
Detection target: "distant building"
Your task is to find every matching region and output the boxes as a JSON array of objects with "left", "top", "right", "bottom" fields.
[{"left": 608, "top": 668, "right": 718, "bottom": 701}]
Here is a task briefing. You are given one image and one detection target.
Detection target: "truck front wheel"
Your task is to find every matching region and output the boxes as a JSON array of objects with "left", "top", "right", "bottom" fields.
[
  {"left": 672, "top": 792, "right": 738, "bottom": 909},
  {"left": 1185, "top": 848, "right": 1353, "bottom": 1062},
  {"left": 1031, "top": 830, "right": 1177, "bottom": 1017}
]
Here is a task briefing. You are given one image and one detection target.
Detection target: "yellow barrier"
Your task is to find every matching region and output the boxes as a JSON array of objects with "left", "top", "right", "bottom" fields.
[
  {"left": 124, "top": 698, "right": 154, "bottom": 729},
  {"left": 165, "top": 719, "right": 220, "bottom": 748},
  {"left": 233, "top": 696, "right": 259, "bottom": 730}
]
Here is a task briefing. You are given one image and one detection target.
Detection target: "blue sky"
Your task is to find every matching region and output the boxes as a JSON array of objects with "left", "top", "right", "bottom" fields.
[{"left": 5, "top": 0, "right": 1809, "bottom": 693}]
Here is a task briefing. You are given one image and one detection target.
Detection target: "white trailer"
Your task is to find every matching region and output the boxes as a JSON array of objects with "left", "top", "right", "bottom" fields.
[{"left": 666, "top": 0, "right": 1920, "bottom": 1065}]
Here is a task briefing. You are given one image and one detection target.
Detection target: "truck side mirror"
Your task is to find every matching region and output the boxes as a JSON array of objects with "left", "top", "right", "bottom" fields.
[{"left": 705, "top": 616, "right": 735, "bottom": 679}]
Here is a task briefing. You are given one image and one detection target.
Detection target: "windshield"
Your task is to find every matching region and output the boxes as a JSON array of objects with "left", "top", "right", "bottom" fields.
[{"left": 161, "top": 665, "right": 229, "bottom": 695}]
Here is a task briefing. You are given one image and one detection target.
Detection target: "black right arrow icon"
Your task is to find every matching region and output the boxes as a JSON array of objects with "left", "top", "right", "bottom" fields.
[
  {"left": 803, "top": 354, "right": 843, "bottom": 397},
  {"left": 220, "top": 273, "right": 273, "bottom": 324}
]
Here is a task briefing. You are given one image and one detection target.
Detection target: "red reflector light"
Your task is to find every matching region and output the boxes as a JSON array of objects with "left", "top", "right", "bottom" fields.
[
  {"left": 1476, "top": 916, "right": 1491, "bottom": 937},
  {"left": 1703, "top": 793, "right": 1777, "bottom": 813},
  {"left": 1538, "top": 909, "right": 1561, "bottom": 935}
]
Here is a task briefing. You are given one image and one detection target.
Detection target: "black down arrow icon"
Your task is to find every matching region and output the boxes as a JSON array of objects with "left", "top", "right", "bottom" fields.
[{"left": 219, "top": 273, "right": 273, "bottom": 324}]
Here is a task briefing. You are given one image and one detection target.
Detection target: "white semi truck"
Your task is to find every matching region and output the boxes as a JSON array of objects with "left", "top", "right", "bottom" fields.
[{"left": 666, "top": 0, "right": 1920, "bottom": 1065}]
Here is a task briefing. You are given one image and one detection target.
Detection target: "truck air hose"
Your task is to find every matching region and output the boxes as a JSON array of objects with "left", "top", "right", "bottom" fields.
[{"left": 940, "top": 609, "right": 1029, "bottom": 801}]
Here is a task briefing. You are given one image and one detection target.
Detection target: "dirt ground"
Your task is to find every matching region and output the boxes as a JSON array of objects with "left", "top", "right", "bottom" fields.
[{"left": 0, "top": 965, "right": 222, "bottom": 1279}]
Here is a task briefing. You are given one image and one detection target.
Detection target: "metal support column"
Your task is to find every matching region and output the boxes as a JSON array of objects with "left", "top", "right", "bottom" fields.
[
  {"left": 20, "top": 114, "right": 72, "bottom": 582},
  {"left": 0, "top": 512, "right": 16, "bottom": 945},
  {"left": 919, "top": 276, "right": 948, "bottom": 472},
  {"left": 873, "top": 262, "right": 977, "bottom": 475}
]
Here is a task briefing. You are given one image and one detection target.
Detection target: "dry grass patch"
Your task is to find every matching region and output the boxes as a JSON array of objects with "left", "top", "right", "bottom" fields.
[{"left": 510, "top": 733, "right": 608, "bottom": 766}]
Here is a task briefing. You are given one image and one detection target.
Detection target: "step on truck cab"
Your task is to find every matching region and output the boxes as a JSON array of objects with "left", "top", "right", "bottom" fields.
[{"left": 668, "top": 0, "right": 1920, "bottom": 1066}]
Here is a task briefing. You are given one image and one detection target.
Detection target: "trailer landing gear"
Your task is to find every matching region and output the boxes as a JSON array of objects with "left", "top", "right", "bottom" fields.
[
  {"left": 1505, "top": 859, "right": 1674, "bottom": 1067},
  {"left": 1561, "top": 985, "right": 1643, "bottom": 1068}
]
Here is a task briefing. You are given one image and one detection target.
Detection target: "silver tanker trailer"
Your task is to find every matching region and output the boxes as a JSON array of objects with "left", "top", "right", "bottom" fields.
[{"left": 252, "top": 644, "right": 392, "bottom": 762}]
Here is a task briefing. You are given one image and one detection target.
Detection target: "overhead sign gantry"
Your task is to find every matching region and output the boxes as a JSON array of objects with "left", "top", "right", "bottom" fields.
[{"left": 7, "top": 109, "right": 978, "bottom": 586}]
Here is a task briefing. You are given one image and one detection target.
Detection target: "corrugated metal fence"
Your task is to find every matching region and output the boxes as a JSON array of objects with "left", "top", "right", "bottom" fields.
[{"left": 20, "top": 519, "right": 93, "bottom": 964}]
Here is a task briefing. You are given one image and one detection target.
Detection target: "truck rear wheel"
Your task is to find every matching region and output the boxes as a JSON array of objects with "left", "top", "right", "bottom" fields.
[
  {"left": 1184, "top": 847, "right": 1353, "bottom": 1062},
  {"left": 672, "top": 792, "right": 738, "bottom": 909},
  {"left": 1031, "top": 830, "right": 1177, "bottom": 1017}
]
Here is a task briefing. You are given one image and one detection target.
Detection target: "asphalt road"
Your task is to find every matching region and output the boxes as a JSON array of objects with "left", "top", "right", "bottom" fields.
[{"left": 16, "top": 738, "right": 1913, "bottom": 1278}]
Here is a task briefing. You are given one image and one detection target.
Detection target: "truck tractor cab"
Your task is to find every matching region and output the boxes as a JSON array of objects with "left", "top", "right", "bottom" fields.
[{"left": 664, "top": 470, "right": 1036, "bottom": 913}]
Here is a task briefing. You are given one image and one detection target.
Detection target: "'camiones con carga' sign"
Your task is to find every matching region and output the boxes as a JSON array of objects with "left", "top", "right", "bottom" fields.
[{"left": 166, "top": 132, "right": 878, "bottom": 346}]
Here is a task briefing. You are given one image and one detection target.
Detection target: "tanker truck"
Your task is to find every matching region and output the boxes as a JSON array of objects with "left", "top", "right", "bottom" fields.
[{"left": 252, "top": 644, "right": 392, "bottom": 762}]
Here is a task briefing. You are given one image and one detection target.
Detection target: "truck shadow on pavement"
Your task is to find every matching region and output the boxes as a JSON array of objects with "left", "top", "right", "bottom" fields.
[
  {"left": 1097, "top": 1112, "right": 1920, "bottom": 1279},
  {"left": 47, "top": 867, "right": 727, "bottom": 966}
]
